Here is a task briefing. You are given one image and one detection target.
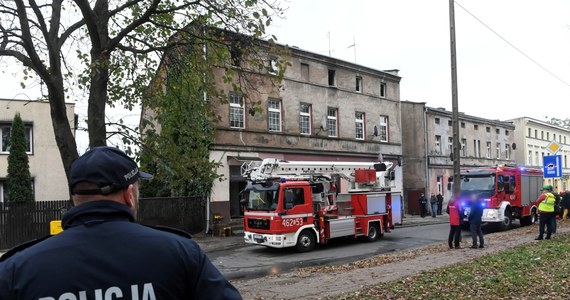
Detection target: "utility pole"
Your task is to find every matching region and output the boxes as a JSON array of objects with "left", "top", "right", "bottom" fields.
[{"left": 449, "top": 0, "right": 461, "bottom": 195}]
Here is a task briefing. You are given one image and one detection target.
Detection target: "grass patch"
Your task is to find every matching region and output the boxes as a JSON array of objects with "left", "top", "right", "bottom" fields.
[{"left": 336, "top": 232, "right": 570, "bottom": 300}]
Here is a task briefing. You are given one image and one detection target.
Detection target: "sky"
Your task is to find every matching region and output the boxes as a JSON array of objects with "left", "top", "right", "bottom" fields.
[
  {"left": 266, "top": 0, "right": 570, "bottom": 122},
  {"left": 0, "top": 0, "right": 569, "bottom": 152}
]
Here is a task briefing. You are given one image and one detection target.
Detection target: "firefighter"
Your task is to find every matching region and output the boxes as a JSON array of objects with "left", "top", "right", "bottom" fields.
[{"left": 535, "top": 184, "right": 556, "bottom": 240}]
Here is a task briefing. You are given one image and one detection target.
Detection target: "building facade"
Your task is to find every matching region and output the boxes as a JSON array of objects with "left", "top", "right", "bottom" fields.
[
  {"left": 0, "top": 99, "right": 75, "bottom": 202},
  {"left": 210, "top": 46, "right": 404, "bottom": 221},
  {"left": 401, "top": 102, "right": 515, "bottom": 214},
  {"left": 509, "top": 117, "right": 570, "bottom": 192}
]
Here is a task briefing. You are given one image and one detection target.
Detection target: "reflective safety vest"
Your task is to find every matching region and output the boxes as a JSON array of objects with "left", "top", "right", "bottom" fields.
[{"left": 538, "top": 192, "right": 556, "bottom": 212}]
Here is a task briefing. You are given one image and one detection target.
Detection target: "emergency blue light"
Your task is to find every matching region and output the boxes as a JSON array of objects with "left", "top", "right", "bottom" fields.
[{"left": 280, "top": 178, "right": 286, "bottom": 183}]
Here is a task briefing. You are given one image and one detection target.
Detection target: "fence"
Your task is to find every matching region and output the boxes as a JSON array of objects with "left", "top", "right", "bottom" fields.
[{"left": 0, "top": 197, "right": 206, "bottom": 251}]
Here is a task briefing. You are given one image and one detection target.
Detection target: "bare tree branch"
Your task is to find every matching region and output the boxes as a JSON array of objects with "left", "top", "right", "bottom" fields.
[{"left": 108, "top": 0, "right": 161, "bottom": 50}]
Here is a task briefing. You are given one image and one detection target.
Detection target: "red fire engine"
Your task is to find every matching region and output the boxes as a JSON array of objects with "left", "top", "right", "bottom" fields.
[
  {"left": 458, "top": 165, "right": 543, "bottom": 230},
  {"left": 240, "top": 158, "right": 398, "bottom": 252}
]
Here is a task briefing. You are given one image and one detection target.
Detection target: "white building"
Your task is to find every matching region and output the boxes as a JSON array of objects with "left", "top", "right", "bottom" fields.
[
  {"left": 0, "top": 99, "right": 75, "bottom": 201},
  {"left": 509, "top": 117, "right": 570, "bottom": 191}
]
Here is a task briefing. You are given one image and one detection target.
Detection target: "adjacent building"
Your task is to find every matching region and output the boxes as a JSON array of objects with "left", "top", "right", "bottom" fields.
[
  {"left": 0, "top": 99, "right": 75, "bottom": 202},
  {"left": 401, "top": 102, "right": 515, "bottom": 214},
  {"left": 509, "top": 117, "right": 570, "bottom": 191}
]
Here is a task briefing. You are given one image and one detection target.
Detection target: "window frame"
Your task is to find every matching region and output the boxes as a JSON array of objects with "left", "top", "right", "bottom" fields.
[
  {"left": 355, "top": 112, "right": 365, "bottom": 140},
  {"left": 268, "top": 57, "right": 279, "bottom": 75},
  {"left": 267, "top": 99, "right": 282, "bottom": 132},
  {"left": 299, "top": 103, "right": 312, "bottom": 135},
  {"left": 328, "top": 69, "right": 336, "bottom": 87},
  {"left": 0, "top": 124, "right": 33, "bottom": 154},
  {"left": 496, "top": 142, "right": 501, "bottom": 159},
  {"left": 378, "top": 115, "right": 389, "bottom": 142},
  {"left": 435, "top": 135, "right": 441, "bottom": 154},
  {"left": 355, "top": 76, "right": 363, "bottom": 93},
  {"left": 229, "top": 93, "right": 245, "bottom": 129},
  {"left": 327, "top": 107, "right": 338, "bottom": 138}
]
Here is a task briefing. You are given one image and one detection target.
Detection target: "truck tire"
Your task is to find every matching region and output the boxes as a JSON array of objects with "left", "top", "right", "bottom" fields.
[
  {"left": 366, "top": 223, "right": 381, "bottom": 242},
  {"left": 497, "top": 207, "right": 512, "bottom": 231},
  {"left": 521, "top": 208, "right": 538, "bottom": 226},
  {"left": 296, "top": 230, "right": 316, "bottom": 252}
]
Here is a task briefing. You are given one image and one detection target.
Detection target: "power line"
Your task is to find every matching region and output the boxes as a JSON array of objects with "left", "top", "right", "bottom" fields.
[{"left": 455, "top": 1, "right": 570, "bottom": 88}]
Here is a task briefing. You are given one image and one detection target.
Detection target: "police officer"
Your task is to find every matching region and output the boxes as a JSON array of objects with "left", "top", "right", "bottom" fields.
[
  {"left": 535, "top": 184, "right": 556, "bottom": 240},
  {"left": 0, "top": 146, "right": 242, "bottom": 299}
]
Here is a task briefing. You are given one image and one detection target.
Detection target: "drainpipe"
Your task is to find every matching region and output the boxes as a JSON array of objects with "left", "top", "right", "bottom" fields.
[
  {"left": 205, "top": 193, "right": 211, "bottom": 234},
  {"left": 423, "top": 107, "right": 430, "bottom": 195}
]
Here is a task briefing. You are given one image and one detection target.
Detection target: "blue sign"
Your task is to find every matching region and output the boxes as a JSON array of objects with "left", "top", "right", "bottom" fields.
[{"left": 543, "top": 155, "right": 562, "bottom": 178}]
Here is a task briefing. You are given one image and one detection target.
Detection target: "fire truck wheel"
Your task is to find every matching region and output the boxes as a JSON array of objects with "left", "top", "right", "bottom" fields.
[
  {"left": 296, "top": 230, "right": 316, "bottom": 252},
  {"left": 497, "top": 208, "right": 513, "bottom": 231},
  {"left": 366, "top": 223, "right": 380, "bottom": 242},
  {"left": 521, "top": 209, "right": 538, "bottom": 226}
]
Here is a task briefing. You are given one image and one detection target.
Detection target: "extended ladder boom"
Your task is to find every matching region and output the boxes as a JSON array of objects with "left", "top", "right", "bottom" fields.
[{"left": 242, "top": 158, "right": 395, "bottom": 190}]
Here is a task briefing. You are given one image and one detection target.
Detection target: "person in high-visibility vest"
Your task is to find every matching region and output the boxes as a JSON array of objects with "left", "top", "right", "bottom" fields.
[{"left": 535, "top": 185, "right": 556, "bottom": 240}]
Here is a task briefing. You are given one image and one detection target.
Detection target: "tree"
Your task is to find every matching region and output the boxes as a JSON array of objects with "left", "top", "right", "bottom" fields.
[
  {"left": 140, "top": 41, "right": 219, "bottom": 197},
  {"left": 6, "top": 113, "right": 34, "bottom": 202},
  {"left": 0, "top": 0, "right": 284, "bottom": 181}
]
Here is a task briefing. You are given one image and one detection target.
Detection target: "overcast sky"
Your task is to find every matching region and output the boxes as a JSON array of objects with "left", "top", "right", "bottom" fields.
[
  {"left": 1, "top": 0, "right": 569, "bottom": 146},
  {"left": 267, "top": 0, "right": 570, "bottom": 122}
]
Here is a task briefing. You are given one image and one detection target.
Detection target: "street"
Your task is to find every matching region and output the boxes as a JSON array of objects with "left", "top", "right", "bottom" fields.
[{"left": 208, "top": 223, "right": 472, "bottom": 280}]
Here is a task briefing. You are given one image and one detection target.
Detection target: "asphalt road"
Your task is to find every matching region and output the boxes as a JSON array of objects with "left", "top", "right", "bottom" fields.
[{"left": 209, "top": 223, "right": 472, "bottom": 280}]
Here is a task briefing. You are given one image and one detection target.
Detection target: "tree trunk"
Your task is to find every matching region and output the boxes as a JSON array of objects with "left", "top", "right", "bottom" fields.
[
  {"left": 87, "top": 64, "right": 109, "bottom": 148},
  {"left": 46, "top": 75, "right": 78, "bottom": 185}
]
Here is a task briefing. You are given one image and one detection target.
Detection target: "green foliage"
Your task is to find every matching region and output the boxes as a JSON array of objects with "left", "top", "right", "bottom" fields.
[
  {"left": 6, "top": 113, "right": 33, "bottom": 202},
  {"left": 341, "top": 232, "right": 570, "bottom": 299},
  {"left": 140, "top": 34, "right": 223, "bottom": 197},
  {"left": 0, "top": 0, "right": 284, "bottom": 180}
]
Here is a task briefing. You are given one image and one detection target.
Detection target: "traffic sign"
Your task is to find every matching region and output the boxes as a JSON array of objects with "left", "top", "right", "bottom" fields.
[
  {"left": 546, "top": 140, "right": 562, "bottom": 154},
  {"left": 543, "top": 155, "right": 562, "bottom": 178}
]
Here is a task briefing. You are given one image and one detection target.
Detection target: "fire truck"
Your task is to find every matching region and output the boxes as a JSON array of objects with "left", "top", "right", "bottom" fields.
[
  {"left": 240, "top": 158, "right": 399, "bottom": 252},
  {"left": 458, "top": 165, "right": 543, "bottom": 230}
]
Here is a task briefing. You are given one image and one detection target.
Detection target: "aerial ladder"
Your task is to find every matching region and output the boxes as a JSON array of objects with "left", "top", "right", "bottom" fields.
[{"left": 240, "top": 158, "right": 397, "bottom": 252}]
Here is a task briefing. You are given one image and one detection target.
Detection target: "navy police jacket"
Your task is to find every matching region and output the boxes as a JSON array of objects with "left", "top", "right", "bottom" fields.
[{"left": 0, "top": 200, "right": 242, "bottom": 300}]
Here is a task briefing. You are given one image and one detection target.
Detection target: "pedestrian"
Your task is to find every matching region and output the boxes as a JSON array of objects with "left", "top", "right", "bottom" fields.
[
  {"left": 468, "top": 197, "right": 484, "bottom": 249},
  {"left": 430, "top": 193, "right": 437, "bottom": 218},
  {"left": 562, "top": 190, "right": 570, "bottom": 221},
  {"left": 446, "top": 198, "right": 462, "bottom": 249},
  {"left": 535, "top": 184, "right": 556, "bottom": 240},
  {"left": 418, "top": 193, "right": 428, "bottom": 218},
  {"left": 437, "top": 193, "right": 444, "bottom": 215},
  {"left": 0, "top": 146, "right": 242, "bottom": 299}
]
